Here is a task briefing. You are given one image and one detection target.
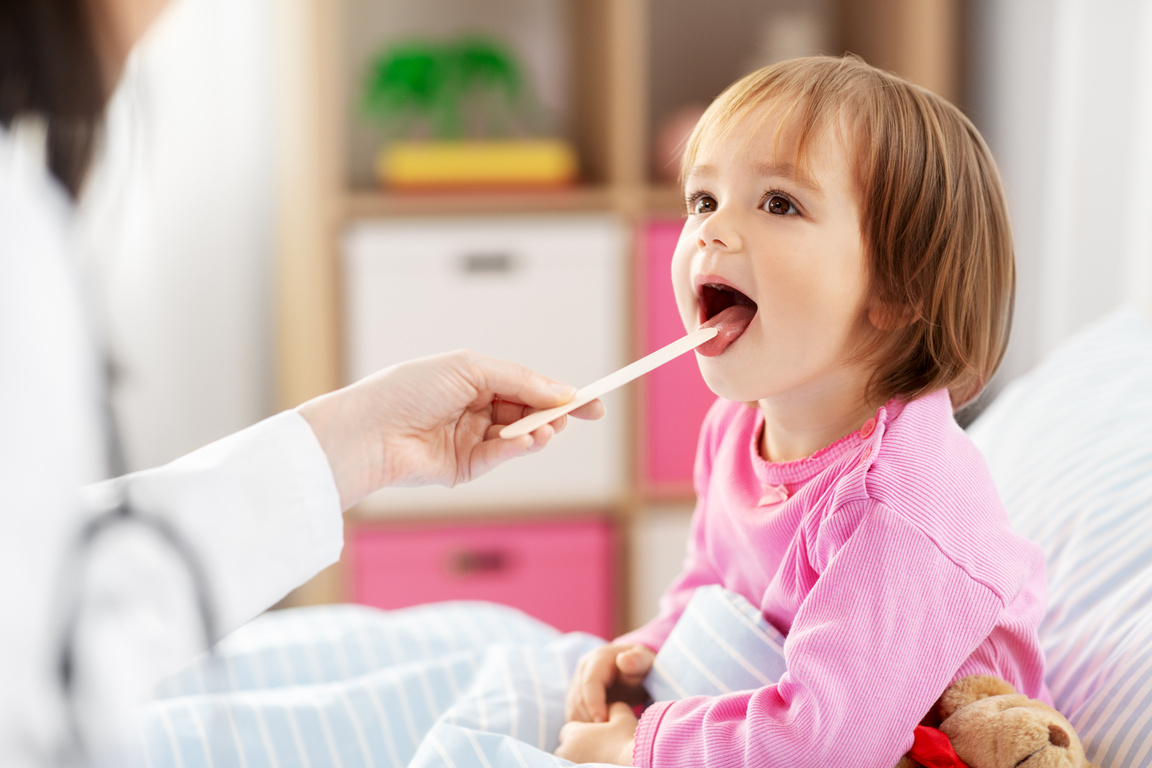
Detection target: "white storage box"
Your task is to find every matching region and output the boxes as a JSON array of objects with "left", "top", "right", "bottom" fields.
[{"left": 342, "top": 214, "right": 627, "bottom": 514}]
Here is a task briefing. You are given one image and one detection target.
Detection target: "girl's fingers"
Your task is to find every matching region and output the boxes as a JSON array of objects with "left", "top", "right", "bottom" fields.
[
  {"left": 581, "top": 647, "right": 623, "bottom": 723},
  {"left": 567, "top": 643, "right": 645, "bottom": 724},
  {"left": 566, "top": 656, "right": 593, "bottom": 722},
  {"left": 616, "top": 646, "right": 655, "bottom": 686}
]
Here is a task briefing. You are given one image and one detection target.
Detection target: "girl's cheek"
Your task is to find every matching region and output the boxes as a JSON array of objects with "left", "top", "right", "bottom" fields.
[{"left": 668, "top": 271, "right": 695, "bottom": 330}]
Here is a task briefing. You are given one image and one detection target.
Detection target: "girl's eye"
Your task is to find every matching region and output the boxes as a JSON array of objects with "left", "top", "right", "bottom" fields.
[
  {"left": 764, "top": 194, "right": 796, "bottom": 215},
  {"left": 688, "top": 194, "right": 717, "bottom": 215}
]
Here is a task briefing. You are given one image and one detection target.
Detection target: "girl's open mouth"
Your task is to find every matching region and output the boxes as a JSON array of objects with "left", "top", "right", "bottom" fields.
[{"left": 696, "top": 282, "right": 757, "bottom": 357}]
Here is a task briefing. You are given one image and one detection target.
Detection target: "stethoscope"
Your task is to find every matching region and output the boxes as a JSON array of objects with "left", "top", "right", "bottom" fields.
[{"left": 53, "top": 357, "right": 219, "bottom": 766}]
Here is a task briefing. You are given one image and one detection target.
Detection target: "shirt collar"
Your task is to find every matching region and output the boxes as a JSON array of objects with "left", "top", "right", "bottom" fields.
[{"left": 748, "top": 398, "right": 903, "bottom": 487}]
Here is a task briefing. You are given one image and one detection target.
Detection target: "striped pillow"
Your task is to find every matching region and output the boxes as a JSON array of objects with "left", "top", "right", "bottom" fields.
[
  {"left": 968, "top": 307, "right": 1152, "bottom": 768},
  {"left": 645, "top": 585, "right": 788, "bottom": 703}
]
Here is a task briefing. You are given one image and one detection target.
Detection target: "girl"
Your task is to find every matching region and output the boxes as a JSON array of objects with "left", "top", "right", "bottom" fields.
[{"left": 556, "top": 55, "right": 1047, "bottom": 768}]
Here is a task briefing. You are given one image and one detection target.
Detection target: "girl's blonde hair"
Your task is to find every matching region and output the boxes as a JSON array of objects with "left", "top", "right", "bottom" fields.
[{"left": 682, "top": 55, "right": 1015, "bottom": 408}]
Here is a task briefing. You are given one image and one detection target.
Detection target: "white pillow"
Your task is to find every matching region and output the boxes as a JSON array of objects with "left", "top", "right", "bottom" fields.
[{"left": 968, "top": 307, "right": 1152, "bottom": 768}]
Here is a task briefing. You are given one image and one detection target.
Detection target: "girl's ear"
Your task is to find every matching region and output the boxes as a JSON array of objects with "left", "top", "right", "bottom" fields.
[{"left": 867, "top": 301, "right": 914, "bottom": 331}]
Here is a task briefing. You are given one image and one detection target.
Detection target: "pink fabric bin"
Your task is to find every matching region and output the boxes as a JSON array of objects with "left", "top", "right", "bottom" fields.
[
  {"left": 350, "top": 516, "right": 617, "bottom": 639},
  {"left": 637, "top": 219, "right": 718, "bottom": 496}
]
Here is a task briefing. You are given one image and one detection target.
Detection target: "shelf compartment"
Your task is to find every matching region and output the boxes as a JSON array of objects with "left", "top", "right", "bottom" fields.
[
  {"left": 350, "top": 515, "right": 617, "bottom": 638},
  {"left": 342, "top": 213, "right": 628, "bottom": 514}
]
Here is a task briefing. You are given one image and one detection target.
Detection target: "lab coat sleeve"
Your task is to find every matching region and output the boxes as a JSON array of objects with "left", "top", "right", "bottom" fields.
[{"left": 82, "top": 409, "right": 344, "bottom": 642}]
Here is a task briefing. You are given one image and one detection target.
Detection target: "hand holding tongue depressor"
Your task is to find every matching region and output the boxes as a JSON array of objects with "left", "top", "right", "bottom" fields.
[{"left": 499, "top": 326, "right": 718, "bottom": 440}]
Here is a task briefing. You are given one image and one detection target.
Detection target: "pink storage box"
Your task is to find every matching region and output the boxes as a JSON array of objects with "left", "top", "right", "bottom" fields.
[
  {"left": 637, "top": 219, "right": 718, "bottom": 495},
  {"left": 350, "top": 516, "right": 616, "bottom": 639}
]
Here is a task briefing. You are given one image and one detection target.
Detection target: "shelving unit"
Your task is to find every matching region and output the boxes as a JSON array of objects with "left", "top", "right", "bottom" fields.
[{"left": 272, "top": 0, "right": 961, "bottom": 631}]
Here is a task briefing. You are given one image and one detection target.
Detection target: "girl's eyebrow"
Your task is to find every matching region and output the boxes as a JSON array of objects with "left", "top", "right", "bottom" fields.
[
  {"left": 684, "top": 163, "right": 719, "bottom": 182},
  {"left": 684, "top": 162, "right": 826, "bottom": 199},
  {"left": 753, "top": 161, "right": 826, "bottom": 198}
]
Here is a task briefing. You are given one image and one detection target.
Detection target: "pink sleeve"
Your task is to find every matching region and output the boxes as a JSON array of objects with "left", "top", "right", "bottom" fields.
[
  {"left": 631, "top": 505, "right": 1003, "bottom": 768},
  {"left": 616, "top": 399, "right": 727, "bottom": 651}
]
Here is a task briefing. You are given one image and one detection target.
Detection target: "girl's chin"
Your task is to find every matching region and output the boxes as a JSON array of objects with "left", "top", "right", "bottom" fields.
[{"left": 696, "top": 361, "right": 767, "bottom": 403}]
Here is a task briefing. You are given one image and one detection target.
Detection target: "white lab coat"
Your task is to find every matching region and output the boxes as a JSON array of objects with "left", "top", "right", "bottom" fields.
[{"left": 0, "top": 124, "right": 343, "bottom": 766}]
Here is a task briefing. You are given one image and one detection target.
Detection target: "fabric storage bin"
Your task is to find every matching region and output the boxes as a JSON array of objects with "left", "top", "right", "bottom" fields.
[
  {"left": 637, "top": 219, "right": 717, "bottom": 495},
  {"left": 343, "top": 214, "right": 626, "bottom": 514},
  {"left": 350, "top": 516, "right": 617, "bottom": 638}
]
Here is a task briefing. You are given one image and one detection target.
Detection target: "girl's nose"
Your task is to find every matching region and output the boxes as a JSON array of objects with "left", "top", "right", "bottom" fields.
[{"left": 696, "top": 209, "right": 743, "bottom": 251}]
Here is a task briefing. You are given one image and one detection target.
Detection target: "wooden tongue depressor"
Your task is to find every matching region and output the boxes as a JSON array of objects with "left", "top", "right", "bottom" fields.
[{"left": 499, "top": 326, "right": 719, "bottom": 440}]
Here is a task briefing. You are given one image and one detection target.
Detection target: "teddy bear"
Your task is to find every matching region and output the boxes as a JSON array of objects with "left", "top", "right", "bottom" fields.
[{"left": 895, "top": 675, "right": 1101, "bottom": 768}]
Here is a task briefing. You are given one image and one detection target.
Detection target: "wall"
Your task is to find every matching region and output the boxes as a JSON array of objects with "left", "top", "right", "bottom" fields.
[
  {"left": 80, "top": 0, "right": 278, "bottom": 471},
  {"left": 969, "top": 0, "right": 1152, "bottom": 387}
]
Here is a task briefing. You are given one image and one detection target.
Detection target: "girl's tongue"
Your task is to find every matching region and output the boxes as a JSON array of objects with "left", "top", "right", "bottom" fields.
[{"left": 696, "top": 284, "right": 757, "bottom": 357}]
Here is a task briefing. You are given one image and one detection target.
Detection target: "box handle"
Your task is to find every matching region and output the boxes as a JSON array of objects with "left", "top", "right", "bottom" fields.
[
  {"left": 461, "top": 252, "right": 516, "bottom": 274},
  {"left": 448, "top": 548, "right": 509, "bottom": 575}
]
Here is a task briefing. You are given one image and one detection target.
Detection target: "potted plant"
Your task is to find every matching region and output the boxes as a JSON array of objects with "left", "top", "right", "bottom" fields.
[{"left": 362, "top": 36, "right": 577, "bottom": 189}]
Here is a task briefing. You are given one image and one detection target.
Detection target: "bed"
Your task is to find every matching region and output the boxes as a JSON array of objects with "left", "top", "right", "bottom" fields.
[{"left": 132, "top": 306, "right": 1152, "bottom": 768}]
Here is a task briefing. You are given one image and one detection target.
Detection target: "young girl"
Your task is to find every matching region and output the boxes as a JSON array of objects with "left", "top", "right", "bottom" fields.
[{"left": 556, "top": 55, "right": 1047, "bottom": 767}]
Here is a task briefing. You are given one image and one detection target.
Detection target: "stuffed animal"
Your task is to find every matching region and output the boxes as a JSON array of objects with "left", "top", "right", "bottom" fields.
[{"left": 896, "top": 675, "right": 1101, "bottom": 768}]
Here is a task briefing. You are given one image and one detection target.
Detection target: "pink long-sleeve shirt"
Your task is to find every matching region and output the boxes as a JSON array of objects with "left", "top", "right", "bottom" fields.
[{"left": 618, "top": 390, "right": 1049, "bottom": 768}]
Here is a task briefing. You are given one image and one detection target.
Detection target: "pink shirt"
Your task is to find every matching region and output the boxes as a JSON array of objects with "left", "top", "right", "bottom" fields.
[{"left": 619, "top": 390, "right": 1048, "bottom": 768}]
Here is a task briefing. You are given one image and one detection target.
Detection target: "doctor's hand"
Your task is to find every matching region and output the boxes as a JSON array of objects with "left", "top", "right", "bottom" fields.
[{"left": 297, "top": 350, "right": 604, "bottom": 509}]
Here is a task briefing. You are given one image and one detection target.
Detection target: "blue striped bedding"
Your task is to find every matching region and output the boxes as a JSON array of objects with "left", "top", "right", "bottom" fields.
[
  {"left": 134, "top": 587, "right": 777, "bottom": 768},
  {"left": 969, "top": 307, "right": 1152, "bottom": 768},
  {"left": 136, "top": 601, "right": 602, "bottom": 767}
]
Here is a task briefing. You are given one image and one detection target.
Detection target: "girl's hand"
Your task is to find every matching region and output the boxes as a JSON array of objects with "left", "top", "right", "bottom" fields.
[
  {"left": 555, "top": 701, "right": 637, "bottom": 765},
  {"left": 566, "top": 643, "right": 656, "bottom": 724},
  {"left": 297, "top": 350, "right": 605, "bottom": 509}
]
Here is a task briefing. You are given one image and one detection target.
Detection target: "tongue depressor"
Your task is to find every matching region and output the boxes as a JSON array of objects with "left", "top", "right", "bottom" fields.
[{"left": 499, "top": 326, "right": 718, "bottom": 440}]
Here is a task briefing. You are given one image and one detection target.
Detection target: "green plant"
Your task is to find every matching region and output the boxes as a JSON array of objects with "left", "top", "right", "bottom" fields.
[{"left": 362, "top": 36, "right": 538, "bottom": 141}]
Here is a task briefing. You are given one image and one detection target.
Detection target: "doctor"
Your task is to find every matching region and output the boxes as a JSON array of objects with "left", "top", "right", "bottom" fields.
[{"left": 0, "top": 0, "right": 602, "bottom": 766}]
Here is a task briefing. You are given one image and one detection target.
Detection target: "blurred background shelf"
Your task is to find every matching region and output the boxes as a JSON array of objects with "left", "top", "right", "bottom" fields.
[
  {"left": 274, "top": 0, "right": 962, "bottom": 634},
  {"left": 341, "top": 187, "right": 617, "bottom": 218}
]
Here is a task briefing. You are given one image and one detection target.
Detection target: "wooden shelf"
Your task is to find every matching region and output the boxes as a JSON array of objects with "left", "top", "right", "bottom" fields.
[
  {"left": 341, "top": 186, "right": 616, "bottom": 219},
  {"left": 274, "top": 0, "right": 963, "bottom": 618},
  {"left": 336, "top": 184, "right": 688, "bottom": 222}
]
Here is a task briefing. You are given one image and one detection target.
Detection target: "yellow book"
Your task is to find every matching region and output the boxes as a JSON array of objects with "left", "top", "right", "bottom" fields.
[{"left": 378, "top": 140, "right": 578, "bottom": 188}]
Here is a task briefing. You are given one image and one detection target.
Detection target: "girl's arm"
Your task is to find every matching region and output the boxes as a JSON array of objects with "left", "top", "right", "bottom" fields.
[{"left": 631, "top": 503, "right": 1005, "bottom": 768}]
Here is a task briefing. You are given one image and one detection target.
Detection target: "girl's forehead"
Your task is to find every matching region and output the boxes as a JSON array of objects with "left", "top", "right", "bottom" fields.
[{"left": 690, "top": 102, "right": 850, "bottom": 182}]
